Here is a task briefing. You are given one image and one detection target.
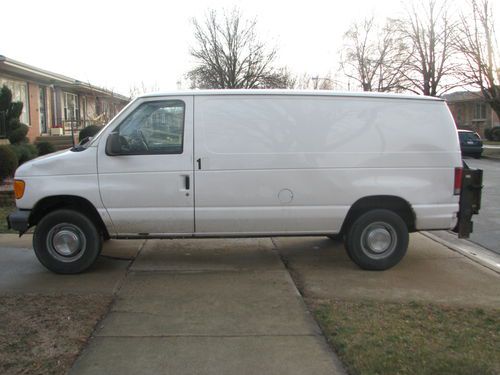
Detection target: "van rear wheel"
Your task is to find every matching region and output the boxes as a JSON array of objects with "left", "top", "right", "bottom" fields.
[
  {"left": 345, "top": 209, "right": 408, "bottom": 270},
  {"left": 33, "top": 209, "right": 102, "bottom": 274}
]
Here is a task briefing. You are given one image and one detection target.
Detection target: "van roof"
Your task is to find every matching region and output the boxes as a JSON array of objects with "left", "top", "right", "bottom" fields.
[{"left": 139, "top": 89, "right": 444, "bottom": 102}]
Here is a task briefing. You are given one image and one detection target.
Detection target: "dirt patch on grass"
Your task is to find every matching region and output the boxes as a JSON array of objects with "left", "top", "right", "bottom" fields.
[
  {"left": 313, "top": 299, "right": 500, "bottom": 375},
  {"left": 0, "top": 294, "right": 112, "bottom": 375}
]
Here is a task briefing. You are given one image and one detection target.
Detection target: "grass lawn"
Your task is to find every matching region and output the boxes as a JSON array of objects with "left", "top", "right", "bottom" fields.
[
  {"left": 314, "top": 300, "right": 500, "bottom": 375},
  {"left": 0, "top": 294, "right": 112, "bottom": 375},
  {"left": 483, "top": 141, "right": 500, "bottom": 145},
  {"left": 483, "top": 147, "right": 500, "bottom": 159},
  {"left": 0, "top": 201, "right": 16, "bottom": 233}
]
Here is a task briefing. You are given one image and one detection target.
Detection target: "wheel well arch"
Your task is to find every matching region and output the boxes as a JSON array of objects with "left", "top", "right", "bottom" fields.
[
  {"left": 340, "top": 195, "right": 416, "bottom": 235},
  {"left": 30, "top": 195, "right": 110, "bottom": 239}
]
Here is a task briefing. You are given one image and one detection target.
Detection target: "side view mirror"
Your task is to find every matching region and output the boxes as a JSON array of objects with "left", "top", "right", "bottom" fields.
[
  {"left": 79, "top": 136, "right": 92, "bottom": 146},
  {"left": 106, "top": 132, "right": 122, "bottom": 156}
]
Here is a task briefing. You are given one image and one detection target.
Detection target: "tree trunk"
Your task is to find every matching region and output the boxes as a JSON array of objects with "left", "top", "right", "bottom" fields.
[{"left": 489, "top": 100, "right": 500, "bottom": 122}]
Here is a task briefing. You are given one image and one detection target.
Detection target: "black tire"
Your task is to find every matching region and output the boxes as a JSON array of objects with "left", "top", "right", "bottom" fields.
[
  {"left": 344, "top": 209, "right": 409, "bottom": 270},
  {"left": 33, "top": 209, "right": 102, "bottom": 274}
]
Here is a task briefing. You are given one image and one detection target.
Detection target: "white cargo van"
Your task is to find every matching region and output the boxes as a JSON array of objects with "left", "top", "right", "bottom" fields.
[{"left": 7, "top": 90, "right": 482, "bottom": 273}]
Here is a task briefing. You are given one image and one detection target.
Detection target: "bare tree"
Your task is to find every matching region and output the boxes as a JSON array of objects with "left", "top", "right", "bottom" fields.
[
  {"left": 400, "top": 0, "right": 459, "bottom": 96},
  {"left": 187, "top": 9, "right": 291, "bottom": 89},
  {"left": 281, "top": 72, "right": 338, "bottom": 90},
  {"left": 266, "top": 67, "right": 298, "bottom": 89},
  {"left": 456, "top": 0, "right": 500, "bottom": 117},
  {"left": 341, "top": 16, "right": 409, "bottom": 92},
  {"left": 129, "top": 82, "right": 160, "bottom": 99}
]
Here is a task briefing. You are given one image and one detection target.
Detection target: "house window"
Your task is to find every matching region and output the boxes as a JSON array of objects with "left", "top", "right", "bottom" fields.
[
  {"left": 456, "top": 105, "right": 463, "bottom": 124},
  {"left": 0, "top": 78, "right": 29, "bottom": 124},
  {"left": 101, "top": 100, "right": 110, "bottom": 117},
  {"left": 81, "top": 96, "right": 88, "bottom": 126},
  {"left": 63, "top": 92, "right": 79, "bottom": 122},
  {"left": 474, "top": 102, "right": 487, "bottom": 120}
]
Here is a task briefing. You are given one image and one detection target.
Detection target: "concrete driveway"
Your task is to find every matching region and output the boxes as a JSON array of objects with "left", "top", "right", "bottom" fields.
[
  {"left": 1, "top": 233, "right": 498, "bottom": 374},
  {"left": 0, "top": 235, "right": 143, "bottom": 295},
  {"left": 274, "top": 234, "right": 500, "bottom": 308}
]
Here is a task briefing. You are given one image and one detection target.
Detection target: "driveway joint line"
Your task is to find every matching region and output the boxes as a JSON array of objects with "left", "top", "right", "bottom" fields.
[
  {"left": 95, "top": 334, "right": 321, "bottom": 338},
  {"left": 127, "top": 269, "right": 286, "bottom": 274},
  {"left": 69, "top": 239, "right": 147, "bottom": 370}
]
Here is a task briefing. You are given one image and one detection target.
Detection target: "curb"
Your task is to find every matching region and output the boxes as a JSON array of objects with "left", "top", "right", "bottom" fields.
[{"left": 422, "top": 231, "right": 500, "bottom": 275}]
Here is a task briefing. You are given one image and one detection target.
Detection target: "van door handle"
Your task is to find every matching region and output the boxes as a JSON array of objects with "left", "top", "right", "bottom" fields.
[
  {"left": 197, "top": 158, "right": 201, "bottom": 170},
  {"left": 184, "top": 175, "right": 190, "bottom": 190}
]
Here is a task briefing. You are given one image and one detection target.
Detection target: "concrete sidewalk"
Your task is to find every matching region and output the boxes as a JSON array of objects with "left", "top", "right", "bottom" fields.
[{"left": 70, "top": 238, "right": 346, "bottom": 375}]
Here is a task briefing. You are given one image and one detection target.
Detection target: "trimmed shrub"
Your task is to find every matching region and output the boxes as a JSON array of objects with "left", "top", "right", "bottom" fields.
[
  {"left": 0, "top": 85, "right": 12, "bottom": 112},
  {"left": 79, "top": 125, "right": 103, "bottom": 142},
  {"left": 0, "top": 145, "right": 18, "bottom": 182},
  {"left": 10, "top": 144, "right": 38, "bottom": 165},
  {"left": 491, "top": 126, "right": 500, "bottom": 141},
  {"left": 0, "top": 86, "right": 29, "bottom": 144},
  {"left": 7, "top": 123, "right": 29, "bottom": 144},
  {"left": 8, "top": 101, "right": 23, "bottom": 119},
  {"left": 6, "top": 118, "right": 20, "bottom": 133},
  {"left": 484, "top": 128, "right": 492, "bottom": 141},
  {"left": 36, "top": 141, "right": 56, "bottom": 156}
]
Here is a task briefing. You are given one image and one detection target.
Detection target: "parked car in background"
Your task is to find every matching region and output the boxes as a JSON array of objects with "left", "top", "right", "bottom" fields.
[{"left": 458, "top": 130, "right": 483, "bottom": 158}]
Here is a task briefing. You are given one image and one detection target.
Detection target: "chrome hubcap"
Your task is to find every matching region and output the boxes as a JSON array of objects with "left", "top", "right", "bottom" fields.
[
  {"left": 46, "top": 223, "right": 86, "bottom": 262},
  {"left": 366, "top": 227, "right": 392, "bottom": 253},
  {"left": 361, "top": 222, "right": 397, "bottom": 259},
  {"left": 53, "top": 229, "right": 81, "bottom": 256}
]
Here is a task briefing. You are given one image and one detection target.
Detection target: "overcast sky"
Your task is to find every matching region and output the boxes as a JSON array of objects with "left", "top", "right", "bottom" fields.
[{"left": 1, "top": 0, "right": 498, "bottom": 96}]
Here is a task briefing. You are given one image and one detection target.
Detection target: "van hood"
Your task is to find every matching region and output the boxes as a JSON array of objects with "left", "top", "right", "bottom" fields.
[{"left": 15, "top": 147, "right": 98, "bottom": 177}]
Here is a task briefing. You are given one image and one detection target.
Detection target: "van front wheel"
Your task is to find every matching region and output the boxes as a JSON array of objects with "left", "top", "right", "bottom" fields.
[
  {"left": 33, "top": 209, "right": 102, "bottom": 274},
  {"left": 345, "top": 209, "right": 408, "bottom": 270}
]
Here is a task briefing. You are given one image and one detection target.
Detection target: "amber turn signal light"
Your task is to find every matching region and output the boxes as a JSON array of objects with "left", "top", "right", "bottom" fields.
[{"left": 14, "top": 180, "right": 25, "bottom": 200}]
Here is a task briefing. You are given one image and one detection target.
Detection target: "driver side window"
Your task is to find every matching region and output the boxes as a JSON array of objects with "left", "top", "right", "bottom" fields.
[{"left": 117, "top": 100, "right": 185, "bottom": 154}]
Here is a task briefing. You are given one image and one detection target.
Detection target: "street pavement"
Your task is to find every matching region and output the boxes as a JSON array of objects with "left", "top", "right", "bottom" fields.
[
  {"left": 458, "top": 157, "right": 500, "bottom": 254},
  {"left": 0, "top": 233, "right": 499, "bottom": 374}
]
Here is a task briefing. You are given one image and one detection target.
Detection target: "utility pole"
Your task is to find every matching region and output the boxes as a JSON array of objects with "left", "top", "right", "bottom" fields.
[{"left": 311, "top": 76, "right": 334, "bottom": 90}]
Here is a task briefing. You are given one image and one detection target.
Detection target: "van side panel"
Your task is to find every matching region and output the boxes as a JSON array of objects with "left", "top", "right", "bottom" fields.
[{"left": 194, "top": 96, "right": 461, "bottom": 235}]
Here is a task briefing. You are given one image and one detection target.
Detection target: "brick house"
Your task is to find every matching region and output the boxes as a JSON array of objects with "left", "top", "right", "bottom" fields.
[
  {"left": 443, "top": 91, "right": 500, "bottom": 137},
  {"left": 0, "top": 55, "right": 129, "bottom": 143}
]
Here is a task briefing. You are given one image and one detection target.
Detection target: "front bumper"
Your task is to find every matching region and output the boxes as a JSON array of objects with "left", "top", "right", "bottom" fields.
[{"left": 6, "top": 209, "right": 31, "bottom": 234}]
